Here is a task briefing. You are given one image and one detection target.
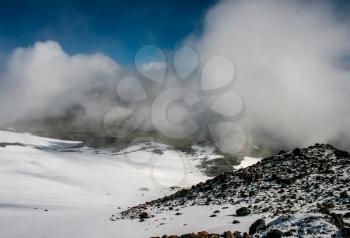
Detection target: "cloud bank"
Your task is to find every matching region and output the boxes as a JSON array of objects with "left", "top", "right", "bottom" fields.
[
  {"left": 0, "top": 41, "right": 120, "bottom": 129},
  {"left": 192, "top": 0, "right": 350, "bottom": 149},
  {"left": 1, "top": 0, "right": 350, "bottom": 152}
]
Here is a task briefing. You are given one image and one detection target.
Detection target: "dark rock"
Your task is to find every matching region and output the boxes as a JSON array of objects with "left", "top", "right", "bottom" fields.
[
  {"left": 223, "top": 231, "right": 234, "bottom": 238},
  {"left": 139, "top": 212, "right": 149, "bottom": 219},
  {"left": 262, "top": 207, "right": 270, "bottom": 212},
  {"left": 233, "top": 231, "right": 243, "bottom": 238},
  {"left": 249, "top": 219, "right": 266, "bottom": 235},
  {"left": 318, "top": 205, "right": 330, "bottom": 215},
  {"left": 265, "top": 229, "right": 283, "bottom": 238},
  {"left": 236, "top": 207, "right": 251, "bottom": 216},
  {"left": 340, "top": 191, "right": 349, "bottom": 199},
  {"left": 283, "top": 230, "right": 294, "bottom": 236},
  {"left": 197, "top": 231, "right": 209, "bottom": 237},
  {"left": 0, "top": 142, "right": 25, "bottom": 147},
  {"left": 331, "top": 213, "right": 345, "bottom": 228},
  {"left": 242, "top": 232, "right": 250, "bottom": 238},
  {"left": 341, "top": 227, "right": 350, "bottom": 238},
  {"left": 152, "top": 149, "right": 163, "bottom": 155},
  {"left": 292, "top": 148, "right": 301, "bottom": 156},
  {"left": 323, "top": 201, "right": 335, "bottom": 209},
  {"left": 180, "top": 233, "right": 196, "bottom": 238}
]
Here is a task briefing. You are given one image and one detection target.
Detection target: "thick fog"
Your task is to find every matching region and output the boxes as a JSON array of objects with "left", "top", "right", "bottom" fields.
[
  {"left": 1, "top": 0, "right": 350, "bottom": 152},
  {"left": 192, "top": 0, "right": 350, "bottom": 149}
]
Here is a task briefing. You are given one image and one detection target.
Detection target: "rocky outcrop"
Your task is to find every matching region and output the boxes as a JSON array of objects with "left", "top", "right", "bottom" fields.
[{"left": 119, "top": 144, "right": 350, "bottom": 237}]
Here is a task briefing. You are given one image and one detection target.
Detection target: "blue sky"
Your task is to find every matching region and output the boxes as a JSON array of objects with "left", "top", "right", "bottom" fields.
[
  {"left": 1, "top": 0, "right": 350, "bottom": 67},
  {"left": 0, "top": 0, "right": 218, "bottom": 65}
]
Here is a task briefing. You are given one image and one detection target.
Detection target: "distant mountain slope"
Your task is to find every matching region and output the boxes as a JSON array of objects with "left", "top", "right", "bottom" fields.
[{"left": 0, "top": 130, "right": 83, "bottom": 149}]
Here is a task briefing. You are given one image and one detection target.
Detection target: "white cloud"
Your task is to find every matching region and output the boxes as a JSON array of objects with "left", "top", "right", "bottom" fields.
[
  {"left": 192, "top": 0, "right": 350, "bottom": 149},
  {"left": 0, "top": 41, "right": 121, "bottom": 123}
]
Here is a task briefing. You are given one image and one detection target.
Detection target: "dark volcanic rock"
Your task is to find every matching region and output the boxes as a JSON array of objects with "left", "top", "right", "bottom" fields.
[
  {"left": 340, "top": 191, "right": 349, "bottom": 199},
  {"left": 341, "top": 227, "right": 350, "bottom": 237},
  {"left": 249, "top": 219, "right": 266, "bottom": 234},
  {"left": 223, "top": 231, "right": 234, "bottom": 238},
  {"left": 139, "top": 212, "right": 149, "bottom": 219},
  {"left": 265, "top": 229, "right": 283, "bottom": 238},
  {"left": 331, "top": 213, "right": 345, "bottom": 228},
  {"left": 236, "top": 207, "right": 251, "bottom": 216}
]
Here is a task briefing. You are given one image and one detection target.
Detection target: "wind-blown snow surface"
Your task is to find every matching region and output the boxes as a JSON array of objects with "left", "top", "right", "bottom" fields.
[
  {"left": 0, "top": 130, "right": 210, "bottom": 237},
  {"left": 0, "top": 130, "right": 263, "bottom": 237},
  {"left": 233, "top": 156, "right": 261, "bottom": 170}
]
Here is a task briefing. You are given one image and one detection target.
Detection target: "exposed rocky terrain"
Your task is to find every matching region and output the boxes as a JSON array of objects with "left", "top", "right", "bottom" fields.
[{"left": 117, "top": 144, "right": 350, "bottom": 237}]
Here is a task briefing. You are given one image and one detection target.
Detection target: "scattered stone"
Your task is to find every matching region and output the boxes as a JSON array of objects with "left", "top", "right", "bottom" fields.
[
  {"left": 223, "top": 231, "right": 234, "bottom": 238},
  {"left": 179, "top": 233, "right": 196, "bottom": 238},
  {"left": 139, "top": 212, "right": 149, "bottom": 219},
  {"left": 233, "top": 231, "right": 243, "bottom": 238},
  {"left": 261, "top": 207, "right": 270, "bottom": 212},
  {"left": 340, "top": 191, "right": 349, "bottom": 199},
  {"left": 152, "top": 149, "right": 163, "bottom": 155},
  {"left": 331, "top": 213, "right": 345, "bottom": 228},
  {"left": 236, "top": 207, "right": 251, "bottom": 216},
  {"left": 197, "top": 231, "right": 209, "bottom": 237}
]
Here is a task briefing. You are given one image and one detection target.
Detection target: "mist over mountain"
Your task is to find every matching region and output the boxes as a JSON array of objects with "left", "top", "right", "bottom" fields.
[{"left": 1, "top": 0, "right": 350, "bottom": 154}]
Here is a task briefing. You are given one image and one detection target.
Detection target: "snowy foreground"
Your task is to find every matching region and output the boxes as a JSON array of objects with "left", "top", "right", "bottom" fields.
[{"left": 0, "top": 130, "right": 260, "bottom": 238}]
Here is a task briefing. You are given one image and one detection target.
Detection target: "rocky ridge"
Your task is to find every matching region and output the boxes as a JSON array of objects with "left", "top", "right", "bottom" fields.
[{"left": 117, "top": 144, "right": 350, "bottom": 237}]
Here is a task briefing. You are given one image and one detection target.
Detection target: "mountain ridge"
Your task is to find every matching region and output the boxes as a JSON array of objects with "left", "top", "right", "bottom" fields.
[{"left": 117, "top": 143, "right": 350, "bottom": 237}]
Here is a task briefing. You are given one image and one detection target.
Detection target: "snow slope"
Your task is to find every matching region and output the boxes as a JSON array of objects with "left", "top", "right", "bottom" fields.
[
  {"left": 0, "top": 130, "right": 82, "bottom": 149},
  {"left": 0, "top": 130, "right": 208, "bottom": 237},
  {"left": 233, "top": 156, "right": 261, "bottom": 170},
  {"left": 0, "top": 130, "right": 262, "bottom": 238}
]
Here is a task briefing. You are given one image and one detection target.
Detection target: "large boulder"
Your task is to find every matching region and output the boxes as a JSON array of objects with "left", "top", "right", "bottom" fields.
[
  {"left": 249, "top": 219, "right": 266, "bottom": 234},
  {"left": 236, "top": 207, "right": 251, "bottom": 216}
]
